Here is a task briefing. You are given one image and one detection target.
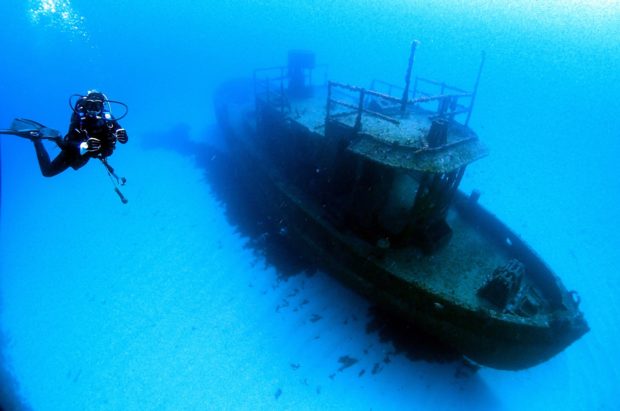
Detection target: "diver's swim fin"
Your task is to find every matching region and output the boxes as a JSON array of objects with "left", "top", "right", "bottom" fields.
[
  {"left": 0, "top": 118, "right": 61, "bottom": 141},
  {"left": 0, "top": 129, "right": 43, "bottom": 139}
]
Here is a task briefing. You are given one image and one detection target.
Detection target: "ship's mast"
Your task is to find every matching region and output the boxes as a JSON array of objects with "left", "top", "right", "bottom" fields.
[{"left": 400, "top": 40, "right": 420, "bottom": 116}]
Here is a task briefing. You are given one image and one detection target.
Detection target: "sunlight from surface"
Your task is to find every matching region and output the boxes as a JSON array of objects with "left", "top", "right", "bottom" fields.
[
  {"left": 508, "top": 0, "right": 620, "bottom": 21},
  {"left": 28, "top": 0, "right": 89, "bottom": 39},
  {"left": 554, "top": 0, "right": 619, "bottom": 8},
  {"left": 475, "top": 0, "right": 619, "bottom": 20}
]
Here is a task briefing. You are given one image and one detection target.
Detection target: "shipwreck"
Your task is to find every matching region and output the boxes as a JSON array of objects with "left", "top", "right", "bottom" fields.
[{"left": 212, "top": 42, "right": 588, "bottom": 370}]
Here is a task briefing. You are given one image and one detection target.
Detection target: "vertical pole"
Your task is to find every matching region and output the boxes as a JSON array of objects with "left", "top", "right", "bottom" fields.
[
  {"left": 253, "top": 69, "right": 257, "bottom": 110},
  {"left": 465, "top": 51, "right": 486, "bottom": 126},
  {"left": 438, "top": 82, "right": 446, "bottom": 114},
  {"left": 355, "top": 89, "right": 365, "bottom": 131},
  {"left": 280, "top": 67, "right": 285, "bottom": 113},
  {"left": 325, "top": 81, "right": 332, "bottom": 126},
  {"left": 401, "top": 40, "right": 420, "bottom": 115}
]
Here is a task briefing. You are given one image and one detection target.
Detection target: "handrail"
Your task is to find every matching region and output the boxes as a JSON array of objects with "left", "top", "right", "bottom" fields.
[
  {"left": 253, "top": 64, "right": 329, "bottom": 114},
  {"left": 368, "top": 65, "right": 484, "bottom": 126},
  {"left": 253, "top": 66, "right": 289, "bottom": 113},
  {"left": 326, "top": 80, "right": 475, "bottom": 132},
  {"left": 326, "top": 81, "right": 401, "bottom": 129},
  {"left": 415, "top": 77, "right": 468, "bottom": 94},
  {"left": 411, "top": 92, "right": 471, "bottom": 104},
  {"left": 333, "top": 82, "right": 402, "bottom": 105},
  {"left": 253, "top": 50, "right": 484, "bottom": 132},
  {"left": 330, "top": 98, "right": 401, "bottom": 125},
  {"left": 371, "top": 78, "right": 468, "bottom": 100}
]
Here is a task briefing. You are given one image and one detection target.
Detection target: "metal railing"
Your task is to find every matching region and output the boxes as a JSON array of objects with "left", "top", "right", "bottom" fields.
[
  {"left": 253, "top": 66, "right": 289, "bottom": 113},
  {"left": 326, "top": 79, "right": 475, "bottom": 133},
  {"left": 253, "top": 64, "right": 328, "bottom": 113},
  {"left": 253, "top": 49, "right": 485, "bottom": 134},
  {"left": 326, "top": 81, "right": 402, "bottom": 131},
  {"left": 370, "top": 77, "right": 474, "bottom": 123},
  {"left": 368, "top": 50, "right": 486, "bottom": 127}
]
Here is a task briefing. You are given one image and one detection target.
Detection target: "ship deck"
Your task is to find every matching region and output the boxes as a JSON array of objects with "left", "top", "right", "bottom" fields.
[
  {"left": 282, "top": 89, "right": 488, "bottom": 172},
  {"left": 230, "top": 96, "right": 546, "bottom": 324},
  {"left": 247, "top": 95, "right": 514, "bottom": 314},
  {"left": 287, "top": 89, "right": 471, "bottom": 147},
  {"left": 268, "top": 163, "right": 524, "bottom": 320},
  {"left": 383, "top": 208, "right": 511, "bottom": 310}
]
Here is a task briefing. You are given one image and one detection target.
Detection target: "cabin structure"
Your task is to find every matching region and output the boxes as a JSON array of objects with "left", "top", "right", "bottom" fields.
[{"left": 252, "top": 43, "right": 487, "bottom": 253}]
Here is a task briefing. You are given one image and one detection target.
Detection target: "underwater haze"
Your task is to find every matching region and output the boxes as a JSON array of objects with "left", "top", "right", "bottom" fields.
[{"left": 1, "top": 0, "right": 619, "bottom": 410}]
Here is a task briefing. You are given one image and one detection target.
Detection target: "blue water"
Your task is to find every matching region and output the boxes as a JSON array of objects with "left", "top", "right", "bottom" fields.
[{"left": 1, "top": 0, "right": 619, "bottom": 410}]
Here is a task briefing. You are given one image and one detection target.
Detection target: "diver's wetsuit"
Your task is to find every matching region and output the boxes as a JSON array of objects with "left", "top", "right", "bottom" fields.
[{"left": 34, "top": 112, "right": 124, "bottom": 177}]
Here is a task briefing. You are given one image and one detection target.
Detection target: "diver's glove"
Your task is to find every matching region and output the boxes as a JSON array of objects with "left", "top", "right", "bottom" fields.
[
  {"left": 79, "top": 137, "right": 102, "bottom": 155},
  {"left": 115, "top": 128, "right": 128, "bottom": 144}
]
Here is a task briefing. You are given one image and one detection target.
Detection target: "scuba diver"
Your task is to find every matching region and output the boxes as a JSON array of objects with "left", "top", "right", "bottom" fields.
[
  {"left": 35, "top": 90, "right": 128, "bottom": 176},
  {"left": 0, "top": 90, "right": 130, "bottom": 203}
]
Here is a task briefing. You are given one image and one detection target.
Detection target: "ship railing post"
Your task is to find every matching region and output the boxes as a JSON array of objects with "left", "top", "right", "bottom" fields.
[
  {"left": 465, "top": 51, "right": 486, "bottom": 126},
  {"left": 253, "top": 69, "right": 258, "bottom": 109},
  {"left": 439, "top": 82, "right": 446, "bottom": 114},
  {"left": 280, "top": 66, "right": 285, "bottom": 113},
  {"left": 325, "top": 81, "right": 332, "bottom": 127},
  {"left": 355, "top": 88, "right": 365, "bottom": 132}
]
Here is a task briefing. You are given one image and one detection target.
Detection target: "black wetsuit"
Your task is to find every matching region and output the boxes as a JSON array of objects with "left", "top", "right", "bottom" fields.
[{"left": 34, "top": 113, "right": 124, "bottom": 177}]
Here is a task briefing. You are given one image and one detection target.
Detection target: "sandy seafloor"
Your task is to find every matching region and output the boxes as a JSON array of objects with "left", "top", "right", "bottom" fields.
[{"left": 2, "top": 1, "right": 620, "bottom": 410}]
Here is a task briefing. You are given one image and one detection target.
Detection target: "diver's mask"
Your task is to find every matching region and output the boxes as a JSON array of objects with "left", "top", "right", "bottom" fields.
[
  {"left": 80, "top": 98, "right": 105, "bottom": 118},
  {"left": 70, "top": 92, "right": 128, "bottom": 121}
]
